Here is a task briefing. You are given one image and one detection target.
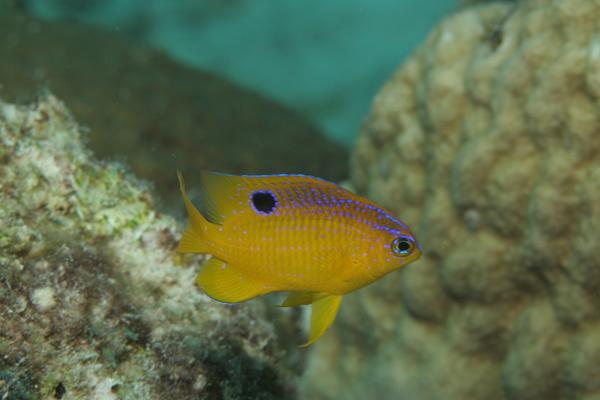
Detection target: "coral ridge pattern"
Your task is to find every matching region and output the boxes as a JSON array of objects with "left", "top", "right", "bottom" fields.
[{"left": 303, "top": 0, "right": 600, "bottom": 399}]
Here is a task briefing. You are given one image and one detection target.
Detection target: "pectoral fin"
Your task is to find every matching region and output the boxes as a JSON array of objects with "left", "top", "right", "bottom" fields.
[
  {"left": 197, "top": 257, "right": 269, "bottom": 303},
  {"left": 301, "top": 294, "right": 343, "bottom": 347}
]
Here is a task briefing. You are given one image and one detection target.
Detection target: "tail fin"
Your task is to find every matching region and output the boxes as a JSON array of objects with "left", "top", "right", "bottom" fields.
[{"left": 177, "top": 171, "right": 210, "bottom": 254}]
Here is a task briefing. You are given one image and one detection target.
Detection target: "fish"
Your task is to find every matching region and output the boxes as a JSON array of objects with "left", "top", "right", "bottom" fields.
[{"left": 176, "top": 170, "right": 421, "bottom": 346}]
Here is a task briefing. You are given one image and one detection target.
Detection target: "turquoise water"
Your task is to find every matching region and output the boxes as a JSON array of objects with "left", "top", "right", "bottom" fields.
[{"left": 23, "top": 0, "right": 455, "bottom": 144}]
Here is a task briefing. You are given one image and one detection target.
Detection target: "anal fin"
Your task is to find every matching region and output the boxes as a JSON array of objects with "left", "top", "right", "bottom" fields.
[
  {"left": 197, "top": 257, "right": 269, "bottom": 303},
  {"left": 301, "top": 294, "right": 343, "bottom": 347}
]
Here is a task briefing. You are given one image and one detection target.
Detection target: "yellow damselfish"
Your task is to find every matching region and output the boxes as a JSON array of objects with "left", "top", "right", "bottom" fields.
[{"left": 177, "top": 171, "right": 421, "bottom": 346}]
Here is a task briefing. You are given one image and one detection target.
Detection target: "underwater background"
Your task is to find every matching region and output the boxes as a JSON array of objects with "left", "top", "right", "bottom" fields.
[
  {"left": 1, "top": 0, "right": 600, "bottom": 399},
  {"left": 18, "top": 0, "right": 456, "bottom": 145}
]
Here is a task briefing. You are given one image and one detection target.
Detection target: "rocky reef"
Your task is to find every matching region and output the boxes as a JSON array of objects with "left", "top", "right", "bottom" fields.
[
  {"left": 0, "top": 94, "right": 304, "bottom": 399},
  {"left": 303, "top": 0, "right": 600, "bottom": 399},
  {"left": 0, "top": 7, "right": 348, "bottom": 213}
]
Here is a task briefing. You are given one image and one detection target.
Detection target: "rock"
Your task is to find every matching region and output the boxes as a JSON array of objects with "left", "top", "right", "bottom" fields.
[
  {"left": 0, "top": 10, "right": 348, "bottom": 213},
  {"left": 304, "top": 0, "right": 600, "bottom": 399},
  {"left": 0, "top": 93, "right": 303, "bottom": 399}
]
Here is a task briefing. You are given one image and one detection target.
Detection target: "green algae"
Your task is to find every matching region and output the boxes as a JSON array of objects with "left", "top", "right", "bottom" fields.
[{"left": 0, "top": 369, "right": 37, "bottom": 400}]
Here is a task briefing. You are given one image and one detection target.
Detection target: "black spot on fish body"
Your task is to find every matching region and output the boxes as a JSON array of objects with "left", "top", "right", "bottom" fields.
[{"left": 251, "top": 191, "right": 277, "bottom": 214}]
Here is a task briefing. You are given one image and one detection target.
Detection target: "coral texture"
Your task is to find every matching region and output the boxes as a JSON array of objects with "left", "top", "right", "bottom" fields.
[
  {"left": 304, "top": 0, "right": 600, "bottom": 399},
  {"left": 0, "top": 94, "right": 303, "bottom": 399},
  {"left": 0, "top": 10, "right": 348, "bottom": 212}
]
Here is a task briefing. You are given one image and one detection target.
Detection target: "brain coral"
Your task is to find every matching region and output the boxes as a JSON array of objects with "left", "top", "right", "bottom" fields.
[{"left": 302, "top": 0, "right": 600, "bottom": 399}]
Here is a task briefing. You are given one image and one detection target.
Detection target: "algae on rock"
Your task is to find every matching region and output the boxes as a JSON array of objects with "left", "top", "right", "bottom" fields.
[
  {"left": 0, "top": 94, "right": 302, "bottom": 399},
  {"left": 303, "top": 0, "right": 600, "bottom": 399}
]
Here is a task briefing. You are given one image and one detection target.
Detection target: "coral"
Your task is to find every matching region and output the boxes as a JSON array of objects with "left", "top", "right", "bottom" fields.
[
  {"left": 303, "top": 0, "right": 600, "bottom": 399},
  {"left": 0, "top": 94, "right": 303, "bottom": 399},
  {"left": 0, "top": 10, "right": 348, "bottom": 213}
]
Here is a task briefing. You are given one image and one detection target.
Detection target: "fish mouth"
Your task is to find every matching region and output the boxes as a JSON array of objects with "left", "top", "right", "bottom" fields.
[
  {"left": 404, "top": 247, "right": 422, "bottom": 265},
  {"left": 410, "top": 236, "right": 423, "bottom": 261}
]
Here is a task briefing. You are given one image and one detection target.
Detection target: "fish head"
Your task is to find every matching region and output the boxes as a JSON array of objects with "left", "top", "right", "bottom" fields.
[{"left": 363, "top": 210, "right": 421, "bottom": 279}]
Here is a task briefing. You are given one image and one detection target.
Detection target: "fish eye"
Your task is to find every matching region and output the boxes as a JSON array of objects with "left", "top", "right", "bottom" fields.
[{"left": 391, "top": 237, "right": 414, "bottom": 256}]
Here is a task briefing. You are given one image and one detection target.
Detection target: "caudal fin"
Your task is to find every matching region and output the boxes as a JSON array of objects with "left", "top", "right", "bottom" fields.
[{"left": 177, "top": 171, "right": 210, "bottom": 254}]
